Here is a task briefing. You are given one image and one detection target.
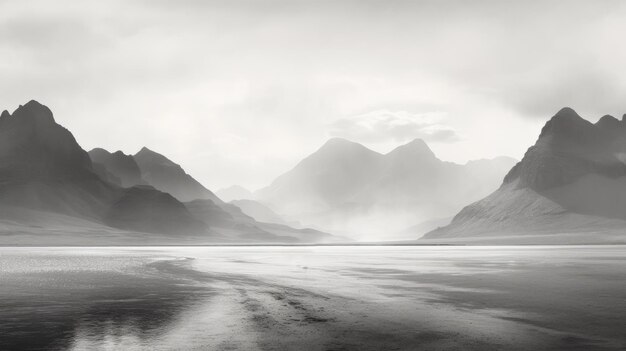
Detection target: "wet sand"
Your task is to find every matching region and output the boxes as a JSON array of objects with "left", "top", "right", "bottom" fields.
[{"left": 1, "top": 246, "right": 625, "bottom": 350}]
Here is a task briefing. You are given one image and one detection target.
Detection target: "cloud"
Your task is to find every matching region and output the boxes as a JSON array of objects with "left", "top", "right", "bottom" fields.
[
  {"left": 1, "top": 0, "right": 625, "bottom": 189},
  {"left": 328, "top": 110, "right": 459, "bottom": 144},
  {"left": 495, "top": 62, "right": 626, "bottom": 120}
]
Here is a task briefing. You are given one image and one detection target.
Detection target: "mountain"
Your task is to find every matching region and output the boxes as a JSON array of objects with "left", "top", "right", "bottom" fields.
[
  {"left": 134, "top": 147, "right": 221, "bottom": 203},
  {"left": 0, "top": 101, "right": 210, "bottom": 239},
  {"left": 0, "top": 101, "right": 93, "bottom": 181},
  {"left": 423, "top": 108, "right": 626, "bottom": 244},
  {"left": 0, "top": 101, "right": 343, "bottom": 244},
  {"left": 0, "top": 101, "right": 116, "bottom": 219},
  {"left": 256, "top": 137, "right": 516, "bottom": 239},
  {"left": 88, "top": 148, "right": 144, "bottom": 187},
  {"left": 257, "top": 138, "right": 383, "bottom": 216},
  {"left": 216, "top": 185, "right": 254, "bottom": 202}
]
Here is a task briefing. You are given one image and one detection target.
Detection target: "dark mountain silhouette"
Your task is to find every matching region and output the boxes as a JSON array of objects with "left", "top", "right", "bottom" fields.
[
  {"left": 256, "top": 137, "right": 516, "bottom": 238},
  {"left": 0, "top": 101, "right": 208, "bottom": 237},
  {"left": 0, "top": 101, "right": 343, "bottom": 244},
  {"left": 424, "top": 108, "right": 626, "bottom": 244},
  {"left": 88, "top": 148, "right": 145, "bottom": 187},
  {"left": 0, "top": 101, "right": 94, "bottom": 181},
  {"left": 0, "top": 101, "right": 115, "bottom": 219},
  {"left": 134, "top": 147, "right": 221, "bottom": 203}
]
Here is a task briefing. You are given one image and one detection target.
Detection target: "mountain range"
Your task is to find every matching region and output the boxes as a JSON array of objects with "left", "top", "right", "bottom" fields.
[
  {"left": 0, "top": 101, "right": 340, "bottom": 244},
  {"left": 256, "top": 138, "right": 516, "bottom": 239},
  {"left": 4, "top": 101, "right": 624, "bottom": 245},
  {"left": 424, "top": 108, "right": 626, "bottom": 244}
]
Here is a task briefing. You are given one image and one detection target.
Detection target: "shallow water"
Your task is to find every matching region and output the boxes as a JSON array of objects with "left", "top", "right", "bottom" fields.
[{"left": 1, "top": 246, "right": 625, "bottom": 350}]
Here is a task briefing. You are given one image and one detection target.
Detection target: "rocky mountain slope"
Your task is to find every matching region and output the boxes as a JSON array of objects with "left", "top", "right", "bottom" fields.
[
  {"left": 134, "top": 147, "right": 221, "bottom": 203},
  {"left": 423, "top": 108, "right": 626, "bottom": 244}
]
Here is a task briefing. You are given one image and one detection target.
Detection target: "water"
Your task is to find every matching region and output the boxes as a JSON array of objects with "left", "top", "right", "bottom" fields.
[{"left": 1, "top": 246, "right": 625, "bottom": 350}]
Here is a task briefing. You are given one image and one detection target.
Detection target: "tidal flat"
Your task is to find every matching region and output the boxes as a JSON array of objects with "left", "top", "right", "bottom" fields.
[{"left": 1, "top": 246, "right": 625, "bottom": 350}]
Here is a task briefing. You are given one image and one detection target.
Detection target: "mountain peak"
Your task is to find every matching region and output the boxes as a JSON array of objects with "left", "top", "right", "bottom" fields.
[
  {"left": 405, "top": 138, "right": 429, "bottom": 149},
  {"left": 23, "top": 99, "right": 46, "bottom": 108},
  {"left": 322, "top": 137, "right": 360, "bottom": 148},
  {"left": 538, "top": 107, "right": 593, "bottom": 139},
  {"left": 316, "top": 138, "right": 375, "bottom": 156},
  {"left": 0, "top": 100, "right": 94, "bottom": 182},
  {"left": 88, "top": 148, "right": 113, "bottom": 164},
  {"left": 133, "top": 146, "right": 220, "bottom": 203},
  {"left": 134, "top": 146, "right": 176, "bottom": 168},
  {"left": 595, "top": 115, "right": 621, "bottom": 129},
  {"left": 386, "top": 138, "right": 437, "bottom": 160},
  {"left": 89, "top": 147, "right": 111, "bottom": 155},
  {"left": 554, "top": 107, "right": 579, "bottom": 118},
  {"left": 88, "top": 147, "right": 143, "bottom": 187},
  {"left": 138, "top": 146, "right": 154, "bottom": 154},
  {"left": 3, "top": 100, "right": 56, "bottom": 126}
]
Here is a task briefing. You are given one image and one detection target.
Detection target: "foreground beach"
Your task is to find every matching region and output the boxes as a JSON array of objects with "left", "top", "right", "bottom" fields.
[{"left": 1, "top": 246, "right": 625, "bottom": 350}]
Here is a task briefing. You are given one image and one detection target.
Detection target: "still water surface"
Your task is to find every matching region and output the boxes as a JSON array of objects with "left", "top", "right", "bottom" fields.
[{"left": 1, "top": 246, "right": 625, "bottom": 350}]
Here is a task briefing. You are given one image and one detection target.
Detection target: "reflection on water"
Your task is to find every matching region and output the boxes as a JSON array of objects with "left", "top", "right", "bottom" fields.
[
  {"left": 1, "top": 246, "right": 626, "bottom": 350},
  {"left": 0, "top": 254, "right": 211, "bottom": 351}
]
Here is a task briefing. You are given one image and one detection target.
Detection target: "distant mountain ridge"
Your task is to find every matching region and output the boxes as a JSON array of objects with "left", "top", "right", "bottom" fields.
[
  {"left": 424, "top": 107, "right": 626, "bottom": 244},
  {"left": 133, "top": 147, "right": 221, "bottom": 203},
  {"left": 256, "top": 137, "right": 517, "bottom": 238},
  {"left": 88, "top": 148, "right": 145, "bottom": 187},
  {"left": 87, "top": 146, "right": 222, "bottom": 204}
]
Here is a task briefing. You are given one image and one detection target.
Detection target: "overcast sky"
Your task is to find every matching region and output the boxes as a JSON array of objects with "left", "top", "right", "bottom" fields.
[{"left": 1, "top": 0, "right": 625, "bottom": 190}]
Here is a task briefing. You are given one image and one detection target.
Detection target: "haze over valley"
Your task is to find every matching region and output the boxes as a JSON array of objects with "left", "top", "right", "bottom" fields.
[{"left": 254, "top": 138, "right": 516, "bottom": 239}]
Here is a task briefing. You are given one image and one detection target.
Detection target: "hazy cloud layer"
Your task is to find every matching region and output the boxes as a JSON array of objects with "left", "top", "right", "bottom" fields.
[
  {"left": 329, "top": 110, "right": 459, "bottom": 145},
  {"left": 1, "top": 0, "right": 625, "bottom": 189}
]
